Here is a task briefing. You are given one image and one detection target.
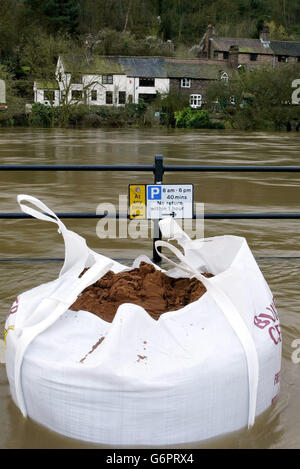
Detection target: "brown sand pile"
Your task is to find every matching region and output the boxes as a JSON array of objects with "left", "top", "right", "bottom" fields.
[{"left": 71, "top": 262, "right": 211, "bottom": 322}]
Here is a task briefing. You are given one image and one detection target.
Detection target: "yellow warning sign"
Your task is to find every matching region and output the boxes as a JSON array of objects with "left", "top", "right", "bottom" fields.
[{"left": 128, "top": 185, "right": 146, "bottom": 219}]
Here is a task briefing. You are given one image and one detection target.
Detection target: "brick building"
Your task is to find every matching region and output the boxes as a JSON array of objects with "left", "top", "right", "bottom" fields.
[
  {"left": 166, "top": 58, "right": 231, "bottom": 107},
  {"left": 198, "top": 24, "right": 300, "bottom": 68}
]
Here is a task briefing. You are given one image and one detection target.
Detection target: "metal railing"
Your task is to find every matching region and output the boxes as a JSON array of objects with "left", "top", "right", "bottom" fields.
[{"left": 1, "top": 154, "right": 299, "bottom": 263}]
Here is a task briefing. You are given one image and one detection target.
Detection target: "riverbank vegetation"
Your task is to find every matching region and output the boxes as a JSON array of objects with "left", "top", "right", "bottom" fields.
[{"left": 206, "top": 64, "right": 300, "bottom": 131}]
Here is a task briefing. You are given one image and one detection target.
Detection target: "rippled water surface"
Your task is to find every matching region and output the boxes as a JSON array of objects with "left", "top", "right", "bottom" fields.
[{"left": 0, "top": 127, "right": 299, "bottom": 448}]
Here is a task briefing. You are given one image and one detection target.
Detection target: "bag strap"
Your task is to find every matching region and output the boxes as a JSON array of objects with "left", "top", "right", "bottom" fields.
[
  {"left": 17, "top": 194, "right": 89, "bottom": 277},
  {"left": 18, "top": 194, "right": 65, "bottom": 229},
  {"left": 13, "top": 258, "right": 114, "bottom": 418},
  {"left": 155, "top": 240, "right": 259, "bottom": 429}
]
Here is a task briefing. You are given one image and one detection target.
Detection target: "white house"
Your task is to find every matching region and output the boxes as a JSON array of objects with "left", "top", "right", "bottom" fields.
[
  {"left": 34, "top": 55, "right": 170, "bottom": 107},
  {"left": 33, "top": 55, "right": 232, "bottom": 108}
]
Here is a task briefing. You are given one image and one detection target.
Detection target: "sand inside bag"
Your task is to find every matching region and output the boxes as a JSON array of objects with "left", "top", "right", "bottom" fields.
[{"left": 70, "top": 261, "right": 212, "bottom": 322}]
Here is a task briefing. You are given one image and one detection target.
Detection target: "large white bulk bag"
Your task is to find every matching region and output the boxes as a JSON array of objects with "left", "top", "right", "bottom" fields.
[{"left": 4, "top": 195, "right": 282, "bottom": 446}]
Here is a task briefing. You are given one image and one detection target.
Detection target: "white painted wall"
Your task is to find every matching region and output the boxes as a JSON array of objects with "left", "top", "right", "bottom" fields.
[
  {"left": 33, "top": 83, "right": 60, "bottom": 106},
  {"left": 33, "top": 57, "right": 171, "bottom": 106},
  {"left": 126, "top": 77, "right": 169, "bottom": 103},
  {"left": 82, "top": 74, "right": 128, "bottom": 105}
]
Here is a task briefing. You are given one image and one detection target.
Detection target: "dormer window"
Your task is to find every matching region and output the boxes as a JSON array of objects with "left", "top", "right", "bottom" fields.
[
  {"left": 181, "top": 78, "right": 191, "bottom": 88},
  {"left": 220, "top": 71, "right": 229, "bottom": 83}
]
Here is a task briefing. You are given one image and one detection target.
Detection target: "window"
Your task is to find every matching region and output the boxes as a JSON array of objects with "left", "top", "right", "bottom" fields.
[
  {"left": 181, "top": 78, "right": 191, "bottom": 88},
  {"left": 190, "top": 94, "right": 202, "bottom": 108},
  {"left": 106, "top": 91, "right": 113, "bottom": 104},
  {"left": 139, "top": 77, "right": 155, "bottom": 87},
  {"left": 91, "top": 90, "right": 97, "bottom": 101},
  {"left": 138, "top": 93, "right": 157, "bottom": 104},
  {"left": 278, "top": 55, "right": 288, "bottom": 63},
  {"left": 119, "top": 91, "right": 126, "bottom": 104},
  {"left": 250, "top": 53, "right": 258, "bottom": 61},
  {"left": 71, "top": 90, "right": 82, "bottom": 101},
  {"left": 223, "top": 51, "right": 229, "bottom": 59},
  {"left": 44, "top": 90, "right": 55, "bottom": 102},
  {"left": 221, "top": 71, "right": 229, "bottom": 83},
  {"left": 58, "top": 72, "right": 62, "bottom": 82},
  {"left": 214, "top": 51, "right": 219, "bottom": 59},
  {"left": 102, "top": 75, "right": 113, "bottom": 84}
]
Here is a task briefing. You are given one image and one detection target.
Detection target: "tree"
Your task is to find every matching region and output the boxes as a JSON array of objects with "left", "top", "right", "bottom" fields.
[
  {"left": 43, "top": 0, "right": 80, "bottom": 34},
  {"left": 206, "top": 65, "right": 300, "bottom": 130},
  {"left": 24, "top": 0, "right": 80, "bottom": 35},
  {"left": 18, "top": 28, "right": 72, "bottom": 100},
  {"left": 0, "top": 0, "right": 21, "bottom": 63}
]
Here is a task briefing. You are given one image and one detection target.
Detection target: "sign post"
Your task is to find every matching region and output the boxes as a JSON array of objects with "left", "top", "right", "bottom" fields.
[
  {"left": 153, "top": 155, "right": 163, "bottom": 263},
  {"left": 128, "top": 155, "right": 194, "bottom": 264}
]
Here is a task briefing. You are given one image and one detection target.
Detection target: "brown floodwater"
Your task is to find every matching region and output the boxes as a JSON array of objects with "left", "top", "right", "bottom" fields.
[{"left": 0, "top": 127, "right": 299, "bottom": 449}]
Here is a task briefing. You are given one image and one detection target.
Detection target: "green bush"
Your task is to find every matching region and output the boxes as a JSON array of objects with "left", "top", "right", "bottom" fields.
[
  {"left": 66, "top": 104, "right": 90, "bottom": 126},
  {"left": 187, "top": 110, "right": 211, "bottom": 128},
  {"left": 82, "top": 113, "right": 102, "bottom": 128},
  {"left": 155, "top": 92, "right": 190, "bottom": 127},
  {"left": 28, "top": 103, "right": 53, "bottom": 127},
  {"left": 174, "top": 108, "right": 220, "bottom": 129},
  {"left": 174, "top": 107, "right": 193, "bottom": 128}
]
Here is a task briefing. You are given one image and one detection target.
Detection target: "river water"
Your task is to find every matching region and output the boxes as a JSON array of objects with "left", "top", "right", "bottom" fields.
[{"left": 0, "top": 127, "right": 299, "bottom": 449}]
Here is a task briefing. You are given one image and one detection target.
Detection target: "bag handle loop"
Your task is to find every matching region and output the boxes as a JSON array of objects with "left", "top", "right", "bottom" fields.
[
  {"left": 17, "top": 194, "right": 66, "bottom": 231},
  {"left": 17, "top": 194, "right": 89, "bottom": 278}
]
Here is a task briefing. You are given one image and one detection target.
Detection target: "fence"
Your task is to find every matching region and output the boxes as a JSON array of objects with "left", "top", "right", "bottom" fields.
[{"left": 1, "top": 154, "right": 300, "bottom": 263}]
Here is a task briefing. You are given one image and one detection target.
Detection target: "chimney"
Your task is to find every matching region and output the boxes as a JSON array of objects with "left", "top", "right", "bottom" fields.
[
  {"left": 229, "top": 45, "right": 239, "bottom": 69},
  {"left": 205, "top": 24, "right": 215, "bottom": 59},
  {"left": 260, "top": 23, "right": 270, "bottom": 42}
]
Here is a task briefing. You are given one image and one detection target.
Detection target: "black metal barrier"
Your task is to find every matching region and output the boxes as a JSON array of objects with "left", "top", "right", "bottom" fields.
[{"left": 1, "top": 154, "right": 300, "bottom": 263}]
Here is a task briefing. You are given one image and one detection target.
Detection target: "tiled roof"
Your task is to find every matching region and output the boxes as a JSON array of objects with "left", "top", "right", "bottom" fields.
[
  {"left": 60, "top": 55, "right": 124, "bottom": 74},
  {"left": 36, "top": 80, "right": 59, "bottom": 89},
  {"left": 108, "top": 57, "right": 167, "bottom": 77},
  {"left": 60, "top": 55, "right": 232, "bottom": 80},
  {"left": 270, "top": 40, "right": 300, "bottom": 57},
  {"left": 211, "top": 37, "right": 273, "bottom": 54},
  {"left": 165, "top": 58, "right": 232, "bottom": 79},
  {"left": 211, "top": 36, "right": 300, "bottom": 57}
]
